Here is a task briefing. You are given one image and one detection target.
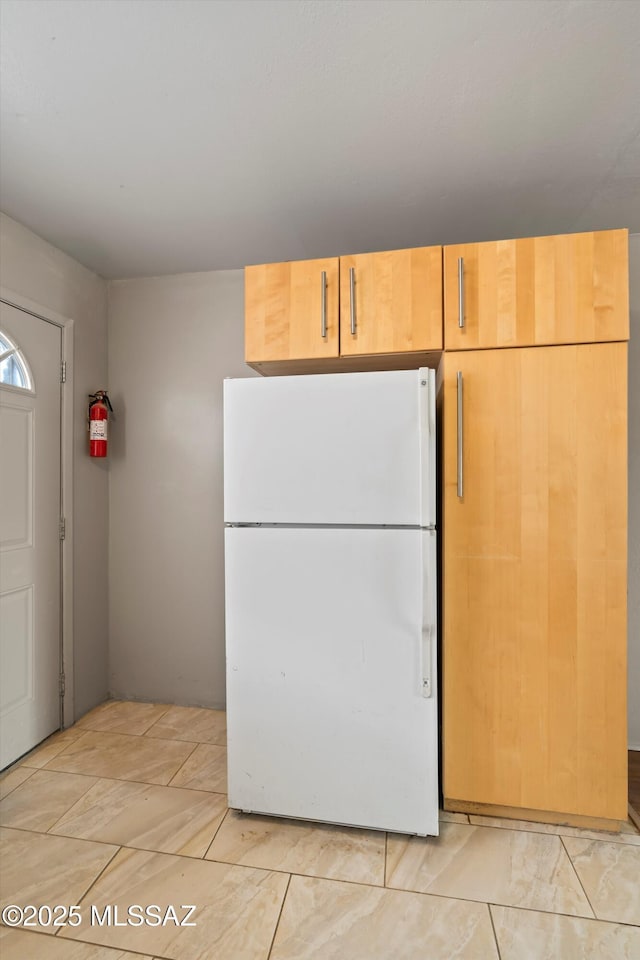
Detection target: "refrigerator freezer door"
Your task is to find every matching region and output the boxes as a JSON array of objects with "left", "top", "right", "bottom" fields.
[
  {"left": 225, "top": 526, "right": 439, "bottom": 835},
  {"left": 224, "top": 368, "right": 435, "bottom": 527}
]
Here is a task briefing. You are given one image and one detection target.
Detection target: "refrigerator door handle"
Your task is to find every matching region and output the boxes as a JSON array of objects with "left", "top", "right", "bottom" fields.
[
  {"left": 421, "top": 623, "right": 434, "bottom": 698},
  {"left": 419, "top": 368, "right": 436, "bottom": 529},
  {"left": 421, "top": 531, "right": 436, "bottom": 699}
]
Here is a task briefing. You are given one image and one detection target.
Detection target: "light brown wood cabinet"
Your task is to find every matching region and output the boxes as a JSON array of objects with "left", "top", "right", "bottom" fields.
[
  {"left": 339, "top": 247, "right": 442, "bottom": 356},
  {"left": 245, "top": 247, "right": 442, "bottom": 372},
  {"left": 444, "top": 229, "right": 629, "bottom": 351},
  {"left": 442, "top": 343, "right": 628, "bottom": 825},
  {"left": 245, "top": 257, "right": 340, "bottom": 365}
]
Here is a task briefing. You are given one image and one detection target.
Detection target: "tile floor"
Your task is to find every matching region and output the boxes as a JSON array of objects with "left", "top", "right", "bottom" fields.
[{"left": 1, "top": 700, "right": 639, "bottom": 960}]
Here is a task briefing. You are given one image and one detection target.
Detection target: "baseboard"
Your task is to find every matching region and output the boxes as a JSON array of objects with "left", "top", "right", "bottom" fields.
[{"left": 444, "top": 798, "right": 626, "bottom": 833}]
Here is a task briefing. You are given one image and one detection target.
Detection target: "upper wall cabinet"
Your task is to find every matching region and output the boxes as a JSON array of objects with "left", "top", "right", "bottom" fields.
[
  {"left": 245, "top": 246, "right": 443, "bottom": 371},
  {"left": 245, "top": 258, "right": 340, "bottom": 364},
  {"left": 339, "top": 246, "right": 443, "bottom": 356},
  {"left": 444, "top": 229, "right": 629, "bottom": 350}
]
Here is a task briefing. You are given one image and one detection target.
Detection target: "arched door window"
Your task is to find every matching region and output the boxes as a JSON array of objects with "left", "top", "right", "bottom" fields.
[{"left": 0, "top": 330, "right": 33, "bottom": 391}]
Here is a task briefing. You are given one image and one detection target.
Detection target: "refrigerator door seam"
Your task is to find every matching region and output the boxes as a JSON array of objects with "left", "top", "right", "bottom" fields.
[{"left": 225, "top": 522, "right": 435, "bottom": 530}]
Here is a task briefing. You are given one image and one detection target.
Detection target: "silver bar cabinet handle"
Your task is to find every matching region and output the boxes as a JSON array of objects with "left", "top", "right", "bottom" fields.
[
  {"left": 458, "top": 257, "right": 465, "bottom": 328},
  {"left": 457, "top": 371, "right": 464, "bottom": 499},
  {"left": 349, "top": 267, "right": 356, "bottom": 335},
  {"left": 320, "top": 271, "right": 327, "bottom": 338}
]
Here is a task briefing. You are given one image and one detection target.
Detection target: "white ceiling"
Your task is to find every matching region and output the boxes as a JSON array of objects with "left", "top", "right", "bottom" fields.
[{"left": 1, "top": 0, "right": 639, "bottom": 280}]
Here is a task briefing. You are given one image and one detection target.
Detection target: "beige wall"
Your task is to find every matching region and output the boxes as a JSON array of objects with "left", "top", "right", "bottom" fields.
[
  {"left": 0, "top": 212, "right": 109, "bottom": 720},
  {"left": 107, "top": 270, "right": 254, "bottom": 707},
  {"left": 628, "top": 233, "right": 640, "bottom": 748}
]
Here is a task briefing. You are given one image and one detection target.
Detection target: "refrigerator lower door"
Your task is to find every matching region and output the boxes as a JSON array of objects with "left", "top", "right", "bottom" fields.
[{"left": 225, "top": 526, "right": 438, "bottom": 835}]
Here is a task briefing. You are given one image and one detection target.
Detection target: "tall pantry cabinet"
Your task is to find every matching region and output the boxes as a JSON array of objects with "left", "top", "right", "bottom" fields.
[{"left": 442, "top": 229, "right": 629, "bottom": 826}]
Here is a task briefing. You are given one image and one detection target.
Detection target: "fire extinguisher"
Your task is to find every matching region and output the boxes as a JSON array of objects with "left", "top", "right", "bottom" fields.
[{"left": 88, "top": 391, "right": 113, "bottom": 458}]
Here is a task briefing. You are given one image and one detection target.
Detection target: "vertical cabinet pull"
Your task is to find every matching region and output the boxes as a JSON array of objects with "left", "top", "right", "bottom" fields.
[
  {"left": 458, "top": 257, "right": 465, "bottom": 328},
  {"left": 320, "top": 271, "right": 327, "bottom": 339},
  {"left": 457, "top": 371, "right": 464, "bottom": 499},
  {"left": 349, "top": 267, "right": 356, "bottom": 335}
]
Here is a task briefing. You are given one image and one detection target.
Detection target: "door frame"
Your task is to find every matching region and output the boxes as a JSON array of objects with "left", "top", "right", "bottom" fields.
[{"left": 0, "top": 285, "right": 75, "bottom": 729}]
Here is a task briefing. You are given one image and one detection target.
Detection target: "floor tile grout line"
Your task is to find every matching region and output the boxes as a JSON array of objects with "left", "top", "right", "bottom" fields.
[
  {"left": 3, "top": 775, "right": 229, "bottom": 853},
  {"left": 37, "top": 727, "right": 225, "bottom": 747},
  {"left": 7, "top": 823, "right": 384, "bottom": 882},
  {"left": 151, "top": 782, "right": 228, "bottom": 796},
  {"left": 14, "top": 761, "right": 228, "bottom": 795},
  {"left": 559, "top": 834, "right": 598, "bottom": 921},
  {"left": 2, "top": 923, "right": 157, "bottom": 958},
  {"left": 141, "top": 735, "right": 228, "bottom": 746},
  {"left": 383, "top": 831, "right": 388, "bottom": 887},
  {"left": 379, "top": 878, "right": 606, "bottom": 923},
  {"left": 189, "top": 856, "right": 640, "bottom": 932},
  {"left": 39, "top": 821, "right": 227, "bottom": 860},
  {"left": 36, "top": 762, "right": 203, "bottom": 790},
  {"left": 167, "top": 740, "right": 204, "bottom": 787},
  {"left": 0, "top": 823, "right": 127, "bottom": 851},
  {"left": 197, "top": 853, "right": 609, "bottom": 923},
  {"left": 2, "top": 727, "right": 85, "bottom": 771},
  {"left": 42, "top": 776, "right": 224, "bottom": 841},
  {"left": 77, "top": 699, "right": 173, "bottom": 735},
  {"left": 144, "top": 710, "right": 226, "bottom": 743},
  {"left": 0, "top": 766, "right": 37, "bottom": 800},
  {"left": 467, "top": 817, "right": 639, "bottom": 846},
  {"left": 487, "top": 902, "right": 640, "bottom": 932},
  {"left": 26, "top": 723, "right": 226, "bottom": 753},
  {"left": 51, "top": 843, "right": 123, "bottom": 937},
  {"left": 0, "top": 757, "right": 32, "bottom": 778},
  {"left": 74, "top": 843, "right": 123, "bottom": 903},
  {"left": 75, "top": 723, "right": 154, "bottom": 737},
  {"left": 266, "top": 873, "right": 292, "bottom": 960},
  {"left": 203, "top": 806, "right": 233, "bottom": 858},
  {"left": 20, "top": 730, "right": 93, "bottom": 769},
  {"left": 488, "top": 904, "right": 504, "bottom": 960},
  {"left": 143, "top": 704, "right": 181, "bottom": 739},
  {"left": 42, "top": 773, "right": 103, "bottom": 835},
  {"left": 58, "top": 927, "right": 156, "bottom": 959},
  {"left": 56, "top": 917, "right": 161, "bottom": 957}
]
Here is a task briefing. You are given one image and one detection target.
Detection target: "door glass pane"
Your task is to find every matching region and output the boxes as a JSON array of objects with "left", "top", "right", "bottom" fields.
[{"left": 0, "top": 332, "right": 32, "bottom": 390}]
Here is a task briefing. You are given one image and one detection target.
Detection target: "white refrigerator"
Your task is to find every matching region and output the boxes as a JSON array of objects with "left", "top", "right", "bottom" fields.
[{"left": 223, "top": 367, "right": 438, "bottom": 836}]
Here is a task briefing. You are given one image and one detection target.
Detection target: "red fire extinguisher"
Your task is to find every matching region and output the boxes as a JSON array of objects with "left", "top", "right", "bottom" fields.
[{"left": 88, "top": 391, "right": 113, "bottom": 458}]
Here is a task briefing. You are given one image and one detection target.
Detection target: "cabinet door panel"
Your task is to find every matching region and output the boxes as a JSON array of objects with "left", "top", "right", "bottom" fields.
[
  {"left": 444, "top": 230, "right": 628, "bottom": 349},
  {"left": 245, "top": 258, "right": 339, "bottom": 363},
  {"left": 339, "top": 247, "right": 442, "bottom": 356},
  {"left": 442, "top": 343, "right": 627, "bottom": 820}
]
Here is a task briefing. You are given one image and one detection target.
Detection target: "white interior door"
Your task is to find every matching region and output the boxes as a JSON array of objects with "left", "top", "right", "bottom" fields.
[
  {"left": 225, "top": 526, "right": 438, "bottom": 835},
  {"left": 0, "top": 302, "right": 61, "bottom": 768},
  {"left": 224, "top": 368, "right": 435, "bottom": 527}
]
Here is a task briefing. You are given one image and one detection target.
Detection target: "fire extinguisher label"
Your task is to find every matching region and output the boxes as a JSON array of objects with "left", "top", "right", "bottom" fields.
[{"left": 90, "top": 419, "right": 108, "bottom": 440}]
